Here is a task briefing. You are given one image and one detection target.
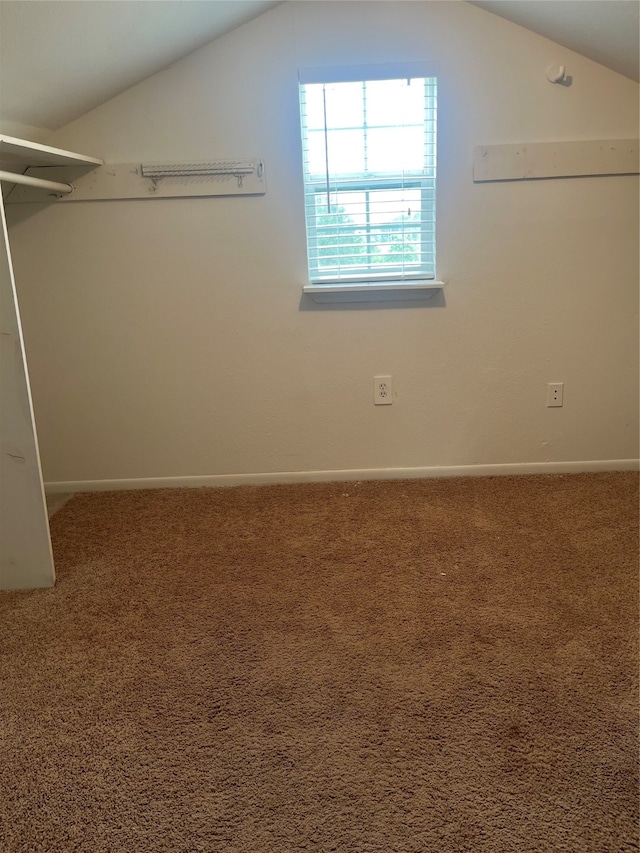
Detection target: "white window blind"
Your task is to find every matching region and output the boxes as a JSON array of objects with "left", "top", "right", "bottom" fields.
[{"left": 299, "top": 64, "right": 437, "bottom": 286}]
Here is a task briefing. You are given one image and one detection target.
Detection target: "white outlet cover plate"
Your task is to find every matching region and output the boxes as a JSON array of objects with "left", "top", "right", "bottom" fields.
[
  {"left": 374, "top": 375, "right": 393, "bottom": 405},
  {"left": 547, "top": 382, "right": 564, "bottom": 407}
]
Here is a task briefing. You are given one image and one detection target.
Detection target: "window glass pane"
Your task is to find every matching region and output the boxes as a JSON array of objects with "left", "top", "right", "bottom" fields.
[
  {"left": 326, "top": 129, "right": 365, "bottom": 175},
  {"left": 313, "top": 195, "right": 366, "bottom": 270},
  {"left": 366, "top": 127, "right": 424, "bottom": 173},
  {"left": 368, "top": 188, "right": 422, "bottom": 223},
  {"left": 324, "top": 82, "right": 363, "bottom": 129},
  {"left": 331, "top": 189, "right": 366, "bottom": 222},
  {"left": 310, "top": 186, "right": 428, "bottom": 273},
  {"left": 365, "top": 78, "right": 425, "bottom": 127}
]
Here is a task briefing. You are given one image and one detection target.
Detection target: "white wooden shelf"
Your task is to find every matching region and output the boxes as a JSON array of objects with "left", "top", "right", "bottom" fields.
[
  {"left": 0, "top": 134, "right": 103, "bottom": 169},
  {"left": 473, "top": 139, "right": 639, "bottom": 182}
]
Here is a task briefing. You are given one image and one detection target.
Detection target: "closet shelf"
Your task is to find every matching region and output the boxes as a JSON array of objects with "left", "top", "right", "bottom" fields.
[{"left": 0, "top": 134, "right": 103, "bottom": 170}]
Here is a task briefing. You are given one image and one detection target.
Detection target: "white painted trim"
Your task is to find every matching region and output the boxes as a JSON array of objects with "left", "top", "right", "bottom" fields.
[
  {"left": 298, "top": 62, "right": 439, "bottom": 85},
  {"left": 44, "top": 459, "right": 639, "bottom": 494},
  {"left": 303, "top": 281, "right": 445, "bottom": 293},
  {"left": 303, "top": 281, "right": 445, "bottom": 303}
]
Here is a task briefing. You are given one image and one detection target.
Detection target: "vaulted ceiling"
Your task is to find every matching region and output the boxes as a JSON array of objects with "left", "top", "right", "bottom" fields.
[
  {"left": 0, "top": 1, "right": 637, "bottom": 138},
  {"left": 471, "top": 1, "right": 639, "bottom": 82},
  {"left": 0, "top": 1, "right": 280, "bottom": 134}
]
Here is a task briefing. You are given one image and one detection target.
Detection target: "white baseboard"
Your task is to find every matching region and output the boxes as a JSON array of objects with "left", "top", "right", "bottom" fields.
[{"left": 44, "top": 459, "right": 639, "bottom": 494}]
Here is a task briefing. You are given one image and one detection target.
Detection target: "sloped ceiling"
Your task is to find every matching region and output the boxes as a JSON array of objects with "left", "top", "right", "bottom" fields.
[
  {"left": 0, "top": 1, "right": 638, "bottom": 138},
  {"left": 471, "top": 1, "right": 639, "bottom": 82},
  {"left": 0, "top": 1, "right": 281, "bottom": 133}
]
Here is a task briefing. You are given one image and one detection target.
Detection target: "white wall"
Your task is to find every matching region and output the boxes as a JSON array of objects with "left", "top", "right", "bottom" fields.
[
  {"left": 0, "top": 120, "right": 52, "bottom": 142},
  {"left": 7, "top": 1, "right": 639, "bottom": 487}
]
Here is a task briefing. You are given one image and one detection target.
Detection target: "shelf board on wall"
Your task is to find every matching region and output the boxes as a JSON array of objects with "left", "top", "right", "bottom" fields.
[
  {"left": 0, "top": 134, "right": 103, "bottom": 170},
  {"left": 473, "top": 139, "right": 639, "bottom": 182}
]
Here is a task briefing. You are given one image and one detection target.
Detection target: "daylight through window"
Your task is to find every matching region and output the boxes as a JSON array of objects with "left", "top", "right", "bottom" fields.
[{"left": 299, "top": 64, "right": 437, "bottom": 286}]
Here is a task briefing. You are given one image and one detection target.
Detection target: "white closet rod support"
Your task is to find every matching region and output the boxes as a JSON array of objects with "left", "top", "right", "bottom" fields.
[{"left": 0, "top": 170, "right": 73, "bottom": 195}]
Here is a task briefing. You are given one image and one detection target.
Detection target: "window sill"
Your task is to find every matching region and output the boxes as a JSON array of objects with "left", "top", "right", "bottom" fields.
[{"left": 302, "top": 281, "right": 446, "bottom": 303}]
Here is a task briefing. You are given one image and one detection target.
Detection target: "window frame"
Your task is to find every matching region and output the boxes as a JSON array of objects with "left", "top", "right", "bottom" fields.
[{"left": 298, "top": 62, "right": 445, "bottom": 301}]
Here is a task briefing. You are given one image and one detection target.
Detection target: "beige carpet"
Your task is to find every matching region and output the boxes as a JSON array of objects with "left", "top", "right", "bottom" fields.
[{"left": 1, "top": 473, "right": 638, "bottom": 852}]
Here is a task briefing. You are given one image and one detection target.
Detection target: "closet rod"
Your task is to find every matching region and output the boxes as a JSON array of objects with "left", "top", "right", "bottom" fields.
[{"left": 0, "top": 170, "right": 73, "bottom": 195}]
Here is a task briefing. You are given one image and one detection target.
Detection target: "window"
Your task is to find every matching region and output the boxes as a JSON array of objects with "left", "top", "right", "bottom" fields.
[{"left": 298, "top": 63, "right": 437, "bottom": 290}]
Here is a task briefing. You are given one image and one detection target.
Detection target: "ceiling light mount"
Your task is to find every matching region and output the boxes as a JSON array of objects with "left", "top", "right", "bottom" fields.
[{"left": 546, "top": 64, "right": 567, "bottom": 84}]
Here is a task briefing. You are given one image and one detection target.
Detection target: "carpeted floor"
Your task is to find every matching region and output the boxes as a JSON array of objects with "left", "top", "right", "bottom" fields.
[{"left": 1, "top": 473, "right": 638, "bottom": 852}]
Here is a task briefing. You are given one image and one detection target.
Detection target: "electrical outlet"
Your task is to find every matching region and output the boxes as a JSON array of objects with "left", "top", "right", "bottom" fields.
[
  {"left": 374, "top": 375, "right": 393, "bottom": 405},
  {"left": 547, "top": 382, "right": 564, "bottom": 407}
]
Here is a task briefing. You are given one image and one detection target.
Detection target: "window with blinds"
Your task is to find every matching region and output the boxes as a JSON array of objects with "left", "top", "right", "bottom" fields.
[{"left": 299, "top": 63, "right": 437, "bottom": 286}]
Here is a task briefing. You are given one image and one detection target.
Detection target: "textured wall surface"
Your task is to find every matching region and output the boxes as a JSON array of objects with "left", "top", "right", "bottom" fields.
[{"left": 7, "top": 1, "right": 639, "bottom": 485}]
